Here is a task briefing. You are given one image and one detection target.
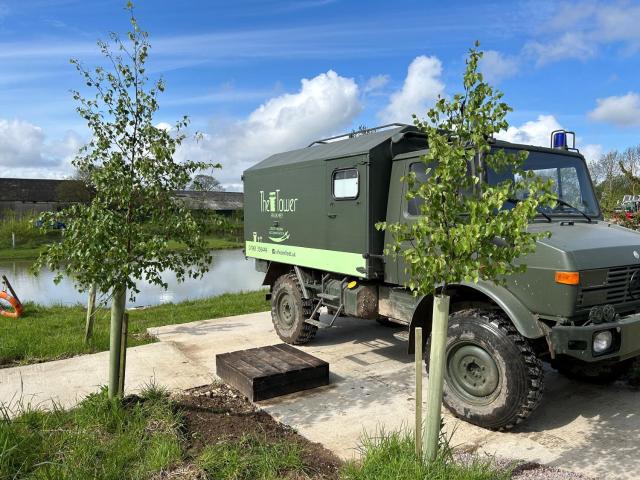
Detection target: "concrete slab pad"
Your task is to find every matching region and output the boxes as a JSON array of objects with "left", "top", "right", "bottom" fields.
[
  {"left": 150, "top": 311, "right": 640, "bottom": 480},
  {"left": 0, "top": 341, "right": 212, "bottom": 414}
]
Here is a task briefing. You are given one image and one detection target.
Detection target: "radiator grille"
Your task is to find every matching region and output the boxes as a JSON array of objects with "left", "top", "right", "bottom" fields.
[{"left": 578, "top": 265, "right": 640, "bottom": 307}]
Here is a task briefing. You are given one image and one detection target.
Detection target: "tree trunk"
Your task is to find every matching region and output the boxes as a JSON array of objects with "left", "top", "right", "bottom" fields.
[
  {"left": 424, "top": 294, "right": 450, "bottom": 461},
  {"left": 108, "top": 286, "right": 126, "bottom": 399}
]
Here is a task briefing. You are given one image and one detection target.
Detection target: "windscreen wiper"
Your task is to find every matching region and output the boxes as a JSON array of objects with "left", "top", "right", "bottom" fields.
[
  {"left": 552, "top": 197, "right": 592, "bottom": 223},
  {"left": 506, "top": 198, "right": 552, "bottom": 223}
]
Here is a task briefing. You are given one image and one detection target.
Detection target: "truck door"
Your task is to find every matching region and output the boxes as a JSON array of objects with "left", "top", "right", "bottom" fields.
[
  {"left": 326, "top": 157, "right": 368, "bottom": 259},
  {"left": 395, "top": 158, "right": 432, "bottom": 287}
]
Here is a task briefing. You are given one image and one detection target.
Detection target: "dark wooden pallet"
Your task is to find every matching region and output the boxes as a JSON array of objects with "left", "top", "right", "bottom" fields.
[{"left": 216, "top": 344, "right": 329, "bottom": 401}]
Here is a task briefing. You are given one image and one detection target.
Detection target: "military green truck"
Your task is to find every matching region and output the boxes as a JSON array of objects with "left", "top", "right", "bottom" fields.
[{"left": 243, "top": 124, "right": 640, "bottom": 430}]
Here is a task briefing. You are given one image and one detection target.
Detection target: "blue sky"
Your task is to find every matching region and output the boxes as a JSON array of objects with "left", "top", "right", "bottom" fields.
[{"left": 1, "top": 0, "right": 639, "bottom": 189}]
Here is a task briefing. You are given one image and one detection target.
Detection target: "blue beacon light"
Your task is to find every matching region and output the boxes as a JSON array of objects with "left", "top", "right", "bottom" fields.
[{"left": 552, "top": 131, "right": 567, "bottom": 149}]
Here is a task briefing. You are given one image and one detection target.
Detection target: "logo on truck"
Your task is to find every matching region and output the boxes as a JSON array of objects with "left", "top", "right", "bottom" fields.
[{"left": 260, "top": 190, "right": 298, "bottom": 217}]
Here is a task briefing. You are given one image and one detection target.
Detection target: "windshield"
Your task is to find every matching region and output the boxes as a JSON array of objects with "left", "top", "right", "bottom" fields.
[{"left": 487, "top": 150, "right": 600, "bottom": 218}]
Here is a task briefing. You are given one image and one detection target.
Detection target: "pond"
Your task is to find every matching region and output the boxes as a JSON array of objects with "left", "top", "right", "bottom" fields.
[{"left": 0, "top": 249, "right": 264, "bottom": 308}]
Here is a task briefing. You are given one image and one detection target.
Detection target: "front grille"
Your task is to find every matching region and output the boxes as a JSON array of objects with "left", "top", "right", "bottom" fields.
[{"left": 577, "top": 264, "right": 640, "bottom": 308}]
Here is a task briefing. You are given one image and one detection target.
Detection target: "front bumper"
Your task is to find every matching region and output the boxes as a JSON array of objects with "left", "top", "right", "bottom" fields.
[{"left": 550, "top": 313, "right": 640, "bottom": 362}]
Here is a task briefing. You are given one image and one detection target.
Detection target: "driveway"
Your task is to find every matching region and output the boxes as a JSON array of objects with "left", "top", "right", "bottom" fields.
[
  {"left": 150, "top": 311, "right": 639, "bottom": 480},
  {"left": 1, "top": 311, "right": 637, "bottom": 479}
]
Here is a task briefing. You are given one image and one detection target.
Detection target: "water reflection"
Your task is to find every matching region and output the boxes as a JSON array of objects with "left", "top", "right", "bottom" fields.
[{"left": 0, "top": 249, "right": 264, "bottom": 307}]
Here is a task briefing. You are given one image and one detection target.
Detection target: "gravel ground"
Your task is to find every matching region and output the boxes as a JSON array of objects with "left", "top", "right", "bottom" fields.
[
  {"left": 510, "top": 462, "right": 594, "bottom": 480},
  {"left": 458, "top": 455, "right": 595, "bottom": 480}
]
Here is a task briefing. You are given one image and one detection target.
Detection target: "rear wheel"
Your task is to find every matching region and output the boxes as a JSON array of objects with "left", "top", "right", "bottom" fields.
[
  {"left": 425, "top": 309, "right": 544, "bottom": 430},
  {"left": 271, "top": 273, "right": 317, "bottom": 345}
]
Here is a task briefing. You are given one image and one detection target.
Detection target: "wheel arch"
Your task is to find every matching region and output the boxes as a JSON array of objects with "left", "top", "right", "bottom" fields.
[
  {"left": 408, "top": 281, "right": 545, "bottom": 353},
  {"left": 261, "top": 261, "right": 293, "bottom": 288}
]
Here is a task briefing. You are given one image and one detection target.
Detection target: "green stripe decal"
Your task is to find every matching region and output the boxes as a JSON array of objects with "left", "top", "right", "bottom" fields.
[{"left": 245, "top": 241, "right": 367, "bottom": 277}]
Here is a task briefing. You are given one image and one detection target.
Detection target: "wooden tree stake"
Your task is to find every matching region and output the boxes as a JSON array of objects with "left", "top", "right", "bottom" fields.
[
  {"left": 84, "top": 284, "right": 97, "bottom": 344},
  {"left": 425, "top": 294, "right": 450, "bottom": 461},
  {"left": 415, "top": 326, "right": 423, "bottom": 458}
]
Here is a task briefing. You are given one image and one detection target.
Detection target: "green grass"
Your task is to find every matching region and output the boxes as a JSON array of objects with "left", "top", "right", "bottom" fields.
[
  {"left": 0, "top": 290, "right": 269, "bottom": 367},
  {"left": 0, "top": 235, "right": 243, "bottom": 261},
  {"left": 0, "top": 245, "right": 49, "bottom": 260},
  {"left": 2, "top": 392, "right": 510, "bottom": 480},
  {"left": 167, "top": 235, "right": 242, "bottom": 251},
  {"left": 197, "top": 436, "right": 306, "bottom": 479},
  {"left": 0, "top": 385, "right": 183, "bottom": 480},
  {"left": 341, "top": 429, "right": 510, "bottom": 480}
]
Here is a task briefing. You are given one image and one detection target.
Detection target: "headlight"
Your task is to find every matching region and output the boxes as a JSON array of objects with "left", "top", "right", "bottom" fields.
[{"left": 593, "top": 330, "right": 613, "bottom": 354}]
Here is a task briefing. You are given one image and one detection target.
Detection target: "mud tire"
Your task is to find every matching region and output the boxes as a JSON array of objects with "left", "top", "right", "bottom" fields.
[
  {"left": 271, "top": 273, "right": 317, "bottom": 345},
  {"left": 425, "top": 309, "right": 544, "bottom": 430}
]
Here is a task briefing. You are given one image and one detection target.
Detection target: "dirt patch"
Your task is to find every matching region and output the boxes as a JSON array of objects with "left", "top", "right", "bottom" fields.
[
  {"left": 169, "top": 383, "right": 593, "bottom": 480},
  {"left": 174, "top": 383, "right": 342, "bottom": 479}
]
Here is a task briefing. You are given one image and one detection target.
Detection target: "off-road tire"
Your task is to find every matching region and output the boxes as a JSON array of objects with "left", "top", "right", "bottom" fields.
[
  {"left": 271, "top": 273, "right": 317, "bottom": 345},
  {"left": 553, "top": 358, "right": 630, "bottom": 384},
  {"left": 425, "top": 309, "right": 544, "bottom": 430}
]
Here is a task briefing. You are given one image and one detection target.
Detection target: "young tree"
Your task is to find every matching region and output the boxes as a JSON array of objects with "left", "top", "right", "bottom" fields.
[
  {"left": 377, "top": 44, "right": 553, "bottom": 459},
  {"left": 33, "top": 3, "right": 216, "bottom": 398}
]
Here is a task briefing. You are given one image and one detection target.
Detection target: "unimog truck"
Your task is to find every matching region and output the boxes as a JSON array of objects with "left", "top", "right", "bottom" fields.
[{"left": 243, "top": 124, "right": 640, "bottom": 430}]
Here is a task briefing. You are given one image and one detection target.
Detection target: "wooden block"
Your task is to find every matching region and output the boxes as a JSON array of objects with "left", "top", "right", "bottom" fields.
[{"left": 216, "top": 344, "right": 329, "bottom": 401}]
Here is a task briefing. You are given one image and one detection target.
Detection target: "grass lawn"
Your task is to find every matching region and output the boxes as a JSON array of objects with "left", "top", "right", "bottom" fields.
[
  {"left": 0, "top": 290, "right": 268, "bottom": 367},
  {"left": 0, "top": 384, "right": 511, "bottom": 480},
  {"left": 0, "top": 235, "right": 243, "bottom": 262},
  {"left": 0, "top": 245, "right": 47, "bottom": 261}
]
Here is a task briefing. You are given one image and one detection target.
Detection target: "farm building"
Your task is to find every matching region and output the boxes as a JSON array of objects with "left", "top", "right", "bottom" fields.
[
  {"left": 0, "top": 178, "right": 243, "bottom": 218},
  {"left": 0, "top": 178, "right": 90, "bottom": 219},
  {"left": 172, "top": 191, "right": 243, "bottom": 215}
]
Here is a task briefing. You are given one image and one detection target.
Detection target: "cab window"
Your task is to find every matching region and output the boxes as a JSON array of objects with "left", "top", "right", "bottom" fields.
[
  {"left": 407, "top": 162, "right": 430, "bottom": 216},
  {"left": 332, "top": 168, "right": 359, "bottom": 199}
]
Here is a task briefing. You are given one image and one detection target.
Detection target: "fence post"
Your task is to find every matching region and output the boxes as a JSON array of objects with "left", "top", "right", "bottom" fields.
[
  {"left": 424, "top": 294, "right": 450, "bottom": 461},
  {"left": 415, "top": 327, "right": 423, "bottom": 458},
  {"left": 84, "top": 284, "right": 97, "bottom": 344},
  {"left": 118, "top": 312, "right": 129, "bottom": 397},
  {"left": 11, "top": 232, "right": 15, "bottom": 249}
]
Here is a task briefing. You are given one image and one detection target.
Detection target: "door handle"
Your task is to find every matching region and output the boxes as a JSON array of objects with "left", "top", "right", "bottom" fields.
[{"left": 327, "top": 213, "right": 337, "bottom": 218}]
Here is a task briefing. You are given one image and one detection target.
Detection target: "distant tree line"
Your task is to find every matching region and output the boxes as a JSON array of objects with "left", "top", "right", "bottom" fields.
[{"left": 588, "top": 145, "right": 640, "bottom": 213}]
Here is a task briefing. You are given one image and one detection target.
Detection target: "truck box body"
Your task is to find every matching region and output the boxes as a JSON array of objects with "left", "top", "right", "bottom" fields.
[{"left": 243, "top": 125, "right": 424, "bottom": 278}]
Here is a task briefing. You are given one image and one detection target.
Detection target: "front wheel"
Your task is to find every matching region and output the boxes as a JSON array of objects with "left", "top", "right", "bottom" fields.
[{"left": 425, "top": 309, "right": 544, "bottom": 430}]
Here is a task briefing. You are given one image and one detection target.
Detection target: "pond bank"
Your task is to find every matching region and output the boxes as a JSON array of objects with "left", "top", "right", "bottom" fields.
[
  {"left": 0, "top": 290, "right": 268, "bottom": 367},
  {"left": 0, "top": 234, "right": 243, "bottom": 261}
]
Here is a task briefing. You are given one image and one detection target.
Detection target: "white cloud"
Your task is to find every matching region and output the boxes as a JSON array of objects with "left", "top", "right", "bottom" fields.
[
  {"left": 155, "top": 122, "right": 173, "bottom": 132},
  {"left": 363, "top": 74, "right": 389, "bottom": 93},
  {"left": 175, "top": 70, "right": 362, "bottom": 190},
  {"left": 497, "top": 114, "right": 603, "bottom": 162},
  {"left": 526, "top": 32, "right": 597, "bottom": 66},
  {"left": 378, "top": 55, "right": 444, "bottom": 124},
  {"left": 497, "top": 114, "right": 563, "bottom": 147},
  {"left": 0, "top": 119, "right": 51, "bottom": 168},
  {"left": 0, "top": 118, "right": 82, "bottom": 175},
  {"left": 581, "top": 143, "right": 603, "bottom": 163},
  {"left": 525, "top": 1, "right": 640, "bottom": 65},
  {"left": 588, "top": 92, "right": 640, "bottom": 127},
  {"left": 480, "top": 50, "right": 519, "bottom": 83}
]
